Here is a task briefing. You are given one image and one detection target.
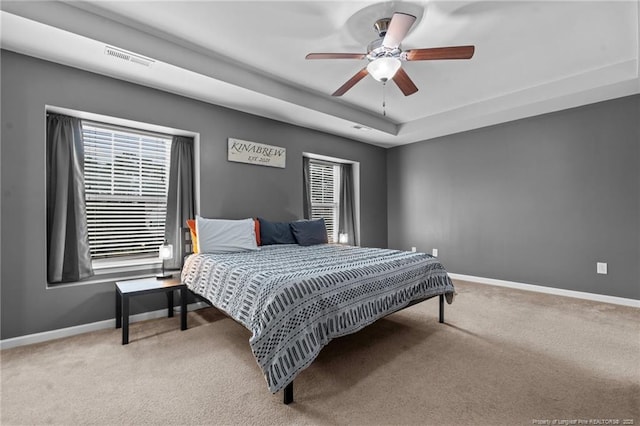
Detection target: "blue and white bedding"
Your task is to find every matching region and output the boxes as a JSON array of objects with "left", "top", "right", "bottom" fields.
[{"left": 181, "top": 244, "right": 455, "bottom": 393}]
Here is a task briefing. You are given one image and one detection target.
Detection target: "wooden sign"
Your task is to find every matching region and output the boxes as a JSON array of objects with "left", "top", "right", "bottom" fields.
[{"left": 227, "top": 138, "right": 286, "bottom": 168}]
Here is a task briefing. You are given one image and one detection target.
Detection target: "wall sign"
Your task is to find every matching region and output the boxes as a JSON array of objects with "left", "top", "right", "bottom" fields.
[{"left": 227, "top": 138, "right": 286, "bottom": 168}]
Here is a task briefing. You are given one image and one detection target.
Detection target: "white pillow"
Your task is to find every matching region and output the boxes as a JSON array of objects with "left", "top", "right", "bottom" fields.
[{"left": 195, "top": 216, "right": 258, "bottom": 253}]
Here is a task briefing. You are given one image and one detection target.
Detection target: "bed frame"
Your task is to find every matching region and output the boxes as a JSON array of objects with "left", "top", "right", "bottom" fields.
[
  {"left": 189, "top": 283, "right": 446, "bottom": 404},
  {"left": 281, "top": 294, "right": 445, "bottom": 404},
  {"left": 180, "top": 227, "right": 447, "bottom": 405}
]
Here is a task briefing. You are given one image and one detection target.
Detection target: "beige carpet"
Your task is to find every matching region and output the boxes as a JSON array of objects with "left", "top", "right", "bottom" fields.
[{"left": 1, "top": 280, "right": 638, "bottom": 425}]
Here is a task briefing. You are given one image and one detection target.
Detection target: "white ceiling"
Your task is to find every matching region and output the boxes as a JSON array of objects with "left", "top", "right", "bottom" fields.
[{"left": 1, "top": 1, "right": 639, "bottom": 147}]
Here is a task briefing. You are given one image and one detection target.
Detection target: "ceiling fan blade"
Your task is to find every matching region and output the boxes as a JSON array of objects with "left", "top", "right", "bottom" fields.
[
  {"left": 306, "top": 53, "right": 367, "bottom": 60},
  {"left": 404, "top": 45, "right": 475, "bottom": 61},
  {"left": 382, "top": 12, "right": 416, "bottom": 49},
  {"left": 332, "top": 67, "right": 369, "bottom": 96},
  {"left": 392, "top": 67, "right": 418, "bottom": 96}
]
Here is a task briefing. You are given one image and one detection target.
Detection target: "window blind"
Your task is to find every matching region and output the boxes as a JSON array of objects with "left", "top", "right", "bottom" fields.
[
  {"left": 309, "top": 161, "right": 340, "bottom": 242},
  {"left": 82, "top": 122, "right": 171, "bottom": 260}
]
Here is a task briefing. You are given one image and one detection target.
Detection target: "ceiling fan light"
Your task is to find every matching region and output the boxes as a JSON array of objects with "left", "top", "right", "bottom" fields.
[{"left": 367, "top": 57, "right": 401, "bottom": 82}]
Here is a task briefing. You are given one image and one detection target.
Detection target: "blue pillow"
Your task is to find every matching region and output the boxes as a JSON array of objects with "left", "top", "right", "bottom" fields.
[
  {"left": 258, "top": 217, "right": 297, "bottom": 245},
  {"left": 290, "top": 218, "right": 328, "bottom": 246}
]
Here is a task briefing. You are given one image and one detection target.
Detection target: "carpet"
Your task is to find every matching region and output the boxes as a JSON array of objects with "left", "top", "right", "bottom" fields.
[{"left": 1, "top": 280, "right": 638, "bottom": 425}]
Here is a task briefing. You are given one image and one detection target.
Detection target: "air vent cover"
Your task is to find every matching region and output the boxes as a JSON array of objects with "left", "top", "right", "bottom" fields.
[
  {"left": 353, "top": 124, "right": 372, "bottom": 131},
  {"left": 104, "top": 46, "right": 155, "bottom": 67}
]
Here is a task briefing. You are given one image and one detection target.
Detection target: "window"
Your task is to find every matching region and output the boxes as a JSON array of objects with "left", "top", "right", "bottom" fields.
[
  {"left": 82, "top": 122, "right": 172, "bottom": 264},
  {"left": 308, "top": 160, "right": 341, "bottom": 243}
]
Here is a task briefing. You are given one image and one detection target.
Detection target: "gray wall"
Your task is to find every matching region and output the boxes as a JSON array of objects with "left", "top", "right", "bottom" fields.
[
  {"left": 0, "top": 51, "right": 388, "bottom": 339},
  {"left": 2, "top": 48, "right": 638, "bottom": 342},
  {"left": 388, "top": 95, "right": 640, "bottom": 300}
]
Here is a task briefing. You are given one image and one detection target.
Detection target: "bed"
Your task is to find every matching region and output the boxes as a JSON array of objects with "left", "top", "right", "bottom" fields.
[{"left": 180, "top": 242, "right": 455, "bottom": 404}]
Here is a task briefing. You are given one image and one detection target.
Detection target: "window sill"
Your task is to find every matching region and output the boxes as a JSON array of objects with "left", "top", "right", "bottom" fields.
[
  {"left": 92, "top": 258, "right": 161, "bottom": 276},
  {"left": 47, "top": 262, "right": 181, "bottom": 289}
]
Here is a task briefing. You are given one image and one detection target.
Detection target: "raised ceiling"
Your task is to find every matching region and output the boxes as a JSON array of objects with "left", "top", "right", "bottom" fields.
[{"left": 1, "top": 1, "right": 639, "bottom": 147}]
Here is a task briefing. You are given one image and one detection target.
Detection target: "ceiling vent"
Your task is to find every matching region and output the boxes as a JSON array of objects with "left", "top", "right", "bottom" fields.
[
  {"left": 104, "top": 46, "right": 155, "bottom": 67},
  {"left": 353, "top": 124, "right": 372, "bottom": 131}
]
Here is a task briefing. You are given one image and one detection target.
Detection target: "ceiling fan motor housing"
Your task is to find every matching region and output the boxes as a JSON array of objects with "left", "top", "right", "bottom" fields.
[
  {"left": 367, "top": 18, "right": 402, "bottom": 62},
  {"left": 367, "top": 39, "right": 401, "bottom": 61}
]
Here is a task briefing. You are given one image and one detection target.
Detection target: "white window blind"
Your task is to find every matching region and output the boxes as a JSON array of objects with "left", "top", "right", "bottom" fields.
[
  {"left": 82, "top": 122, "right": 171, "bottom": 261},
  {"left": 309, "top": 160, "right": 340, "bottom": 242}
]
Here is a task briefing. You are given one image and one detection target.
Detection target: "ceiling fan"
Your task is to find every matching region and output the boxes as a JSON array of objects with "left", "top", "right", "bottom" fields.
[{"left": 306, "top": 12, "right": 475, "bottom": 97}]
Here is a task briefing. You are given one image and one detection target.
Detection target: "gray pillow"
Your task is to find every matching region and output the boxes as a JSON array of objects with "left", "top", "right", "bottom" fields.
[{"left": 196, "top": 216, "right": 258, "bottom": 253}]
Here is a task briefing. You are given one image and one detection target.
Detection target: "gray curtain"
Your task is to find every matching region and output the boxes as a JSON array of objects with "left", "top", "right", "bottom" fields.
[
  {"left": 46, "top": 113, "right": 94, "bottom": 283},
  {"left": 164, "top": 136, "right": 195, "bottom": 269},
  {"left": 339, "top": 163, "right": 357, "bottom": 245},
  {"left": 302, "top": 156, "right": 312, "bottom": 220}
]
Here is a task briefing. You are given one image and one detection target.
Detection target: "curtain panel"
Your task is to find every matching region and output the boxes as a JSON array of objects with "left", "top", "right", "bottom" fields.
[
  {"left": 164, "top": 135, "right": 195, "bottom": 269},
  {"left": 339, "top": 163, "right": 357, "bottom": 246},
  {"left": 46, "top": 113, "right": 94, "bottom": 283},
  {"left": 302, "top": 156, "right": 312, "bottom": 220}
]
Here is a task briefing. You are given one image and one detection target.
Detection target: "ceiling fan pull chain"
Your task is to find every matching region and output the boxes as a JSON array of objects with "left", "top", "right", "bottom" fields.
[{"left": 382, "top": 82, "right": 387, "bottom": 116}]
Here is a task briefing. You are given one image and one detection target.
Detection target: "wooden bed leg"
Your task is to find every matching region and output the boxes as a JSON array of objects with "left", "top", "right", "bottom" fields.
[
  {"left": 439, "top": 294, "right": 444, "bottom": 324},
  {"left": 283, "top": 381, "right": 294, "bottom": 405}
]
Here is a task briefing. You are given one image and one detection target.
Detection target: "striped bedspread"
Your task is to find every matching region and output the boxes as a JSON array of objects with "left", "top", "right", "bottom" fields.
[{"left": 181, "top": 244, "right": 455, "bottom": 393}]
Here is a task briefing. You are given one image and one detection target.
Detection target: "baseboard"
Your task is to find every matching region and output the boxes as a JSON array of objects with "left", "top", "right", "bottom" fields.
[
  {"left": 4, "top": 276, "right": 637, "bottom": 350},
  {"left": 449, "top": 273, "right": 640, "bottom": 308},
  {"left": 0, "top": 301, "right": 209, "bottom": 350}
]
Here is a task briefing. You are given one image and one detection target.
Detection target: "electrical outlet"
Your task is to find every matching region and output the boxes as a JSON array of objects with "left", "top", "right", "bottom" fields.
[
  {"left": 432, "top": 248, "right": 438, "bottom": 257},
  {"left": 597, "top": 262, "right": 608, "bottom": 275},
  {"left": 411, "top": 247, "right": 417, "bottom": 252}
]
